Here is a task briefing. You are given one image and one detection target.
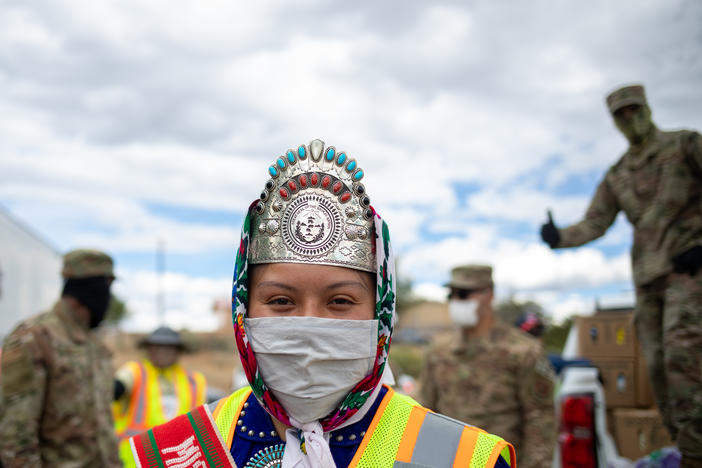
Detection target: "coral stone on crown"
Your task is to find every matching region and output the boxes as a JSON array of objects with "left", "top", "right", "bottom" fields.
[{"left": 249, "top": 139, "right": 376, "bottom": 272}]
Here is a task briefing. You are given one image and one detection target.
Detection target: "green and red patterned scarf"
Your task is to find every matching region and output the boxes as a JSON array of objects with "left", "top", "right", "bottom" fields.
[
  {"left": 130, "top": 404, "right": 236, "bottom": 468},
  {"left": 232, "top": 202, "right": 395, "bottom": 432}
]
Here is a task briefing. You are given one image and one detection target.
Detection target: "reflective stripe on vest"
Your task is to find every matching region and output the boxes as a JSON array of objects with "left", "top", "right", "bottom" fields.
[
  {"left": 352, "top": 388, "right": 515, "bottom": 468},
  {"left": 212, "top": 386, "right": 252, "bottom": 449},
  {"left": 115, "top": 361, "right": 207, "bottom": 467},
  {"left": 213, "top": 386, "right": 515, "bottom": 468},
  {"left": 114, "top": 361, "right": 206, "bottom": 441},
  {"left": 113, "top": 361, "right": 145, "bottom": 439}
]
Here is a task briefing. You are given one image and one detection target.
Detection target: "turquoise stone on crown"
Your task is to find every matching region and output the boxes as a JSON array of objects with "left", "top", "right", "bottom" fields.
[{"left": 251, "top": 139, "right": 375, "bottom": 273}]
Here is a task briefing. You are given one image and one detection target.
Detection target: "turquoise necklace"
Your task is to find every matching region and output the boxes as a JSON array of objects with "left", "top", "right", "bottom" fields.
[{"left": 244, "top": 444, "right": 285, "bottom": 468}]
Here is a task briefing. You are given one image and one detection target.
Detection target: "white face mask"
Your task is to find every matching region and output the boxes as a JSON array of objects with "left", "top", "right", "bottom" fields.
[
  {"left": 245, "top": 316, "right": 377, "bottom": 424},
  {"left": 448, "top": 299, "right": 480, "bottom": 327}
]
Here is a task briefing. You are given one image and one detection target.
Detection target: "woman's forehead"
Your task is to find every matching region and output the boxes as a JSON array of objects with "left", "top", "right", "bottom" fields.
[{"left": 251, "top": 263, "right": 373, "bottom": 286}]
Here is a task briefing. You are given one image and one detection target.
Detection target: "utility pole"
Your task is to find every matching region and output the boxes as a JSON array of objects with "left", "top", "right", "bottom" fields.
[{"left": 157, "top": 239, "right": 165, "bottom": 325}]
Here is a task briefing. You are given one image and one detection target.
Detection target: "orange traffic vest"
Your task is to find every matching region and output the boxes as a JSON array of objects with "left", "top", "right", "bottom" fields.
[
  {"left": 210, "top": 385, "right": 515, "bottom": 468},
  {"left": 114, "top": 359, "right": 206, "bottom": 465}
]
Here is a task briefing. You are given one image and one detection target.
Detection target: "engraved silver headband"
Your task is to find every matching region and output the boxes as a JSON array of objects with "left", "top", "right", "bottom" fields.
[{"left": 249, "top": 139, "right": 376, "bottom": 272}]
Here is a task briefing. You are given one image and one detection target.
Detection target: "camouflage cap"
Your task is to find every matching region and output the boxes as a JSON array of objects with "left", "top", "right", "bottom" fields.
[
  {"left": 62, "top": 249, "right": 115, "bottom": 279},
  {"left": 606, "top": 84, "right": 647, "bottom": 114},
  {"left": 445, "top": 264, "right": 493, "bottom": 290}
]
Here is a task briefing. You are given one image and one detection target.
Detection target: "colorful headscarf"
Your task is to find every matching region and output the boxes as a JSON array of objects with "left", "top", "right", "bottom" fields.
[{"left": 232, "top": 203, "right": 395, "bottom": 432}]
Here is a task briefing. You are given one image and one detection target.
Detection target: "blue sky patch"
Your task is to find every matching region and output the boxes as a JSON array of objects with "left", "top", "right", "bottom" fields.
[
  {"left": 552, "top": 170, "right": 602, "bottom": 196},
  {"left": 145, "top": 201, "right": 239, "bottom": 226},
  {"left": 450, "top": 181, "right": 483, "bottom": 207},
  {"left": 117, "top": 249, "right": 235, "bottom": 280}
]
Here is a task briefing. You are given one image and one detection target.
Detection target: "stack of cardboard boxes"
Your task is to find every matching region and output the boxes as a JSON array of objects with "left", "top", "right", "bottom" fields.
[{"left": 576, "top": 309, "right": 673, "bottom": 460}]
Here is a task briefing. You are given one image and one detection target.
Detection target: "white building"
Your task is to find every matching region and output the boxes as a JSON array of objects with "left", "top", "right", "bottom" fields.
[{"left": 0, "top": 207, "right": 62, "bottom": 341}]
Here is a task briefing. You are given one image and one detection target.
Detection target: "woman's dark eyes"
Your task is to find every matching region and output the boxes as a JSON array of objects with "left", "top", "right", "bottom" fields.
[
  {"left": 329, "top": 298, "right": 354, "bottom": 305},
  {"left": 267, "top": 298, "right": 292, "bottom": 306},
  {"left": 264, "top": 297, "right": 356, "bottom": 306}
]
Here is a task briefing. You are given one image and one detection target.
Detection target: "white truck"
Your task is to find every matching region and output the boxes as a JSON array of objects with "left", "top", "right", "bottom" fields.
[
  {"left": 553, "top": 321, "right": 623, "bottom": 468},
  {"left": 552, "top": 315, "right": 679, "bottom": 468},
  {"left": 0, "top": 207, "right": 62, "bottom": 341}
]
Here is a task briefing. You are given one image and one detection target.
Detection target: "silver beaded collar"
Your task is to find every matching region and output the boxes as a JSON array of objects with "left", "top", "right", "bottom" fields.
[{"left": 250, "top": 139, "right": 375, "bottom": 272}]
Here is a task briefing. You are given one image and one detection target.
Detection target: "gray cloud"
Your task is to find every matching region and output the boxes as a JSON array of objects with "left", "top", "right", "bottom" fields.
[{"left": 2, "top": 0, "right": 701, "bottom": 326}]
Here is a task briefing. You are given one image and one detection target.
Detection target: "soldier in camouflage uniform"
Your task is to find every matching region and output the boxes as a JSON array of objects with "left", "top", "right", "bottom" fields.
[
  {"left": 541, "top": 84, "right": 702, "bottom": 466},
  {"left": 419, "top": 265, "right": 556, "bottom": 468},
  {"left": 0, "top": 249, "right": 121, "bottom": 467}
]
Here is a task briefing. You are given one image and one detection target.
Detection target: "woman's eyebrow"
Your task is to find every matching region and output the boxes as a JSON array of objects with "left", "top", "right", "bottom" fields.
[
  {"left": 324, "top": 281, "right": 369, "bottom": 291},
  {"left": 255, "top": 281, "right": 297, "bottom": 292}
]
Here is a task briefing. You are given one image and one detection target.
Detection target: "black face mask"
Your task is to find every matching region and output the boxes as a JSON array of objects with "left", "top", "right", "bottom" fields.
[{"left": 62, "top": 276, "right": 112, "bottom": 328}]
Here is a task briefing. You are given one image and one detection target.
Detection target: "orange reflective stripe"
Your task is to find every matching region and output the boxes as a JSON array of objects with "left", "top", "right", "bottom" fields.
[
  {"left": 187, "top": 377, "right": 195, "bottom": 410},
  {"left": 178, "top": 369, "right": 206, "bottom": 410},
  {"left": 344, "top": 387, "right": 512, "bottom": 467},
  {"left": 116, "top": 361, "right": 208, "bottom": 449},
  {"left": 507, "top": 443, "right": 516, "bottom": 468},
  {"left": 144, "top": 360, "right": 164, "bottom": 424},
  {"left": 193, "top": 372, "right": 207, "bottom": 406},
  {"left": 452, "top": 426, "right": 479, "bottom": 468},
  {"left": 348, "top": 387, "right": 395, "bottom": 468},
  {"left": 174, "top": 367, "right": 193, "bottom": 415},
  {"left": 211, "top": 397, "right": 228, "bottom": 422},
  {"left": 226, "top": 390, "right": 250, "bottom": 449},
  {"left": 115, "top": 362, "right": 151, "bottom": 442},
  {"left": 395, "top": 406, "right": 427, "bottom": 463},
  {"left": 486, "top": 441, "right": 516, "bottom": 468},
  {"left": 131, "top": 362, "right": 146, "bottom": 426},
  {"left": 186, "top": 372, "right": 197, "bottom": 409}
]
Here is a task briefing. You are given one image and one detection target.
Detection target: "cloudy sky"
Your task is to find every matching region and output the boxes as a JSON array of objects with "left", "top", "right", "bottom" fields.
[{"left": 2, "top": 0, "right": 701, "bottom": 331}]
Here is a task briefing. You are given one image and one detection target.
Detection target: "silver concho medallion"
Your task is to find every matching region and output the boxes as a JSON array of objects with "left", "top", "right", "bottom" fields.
[{"left": 281, "top": 193, "right": 342, "bottom": 257}]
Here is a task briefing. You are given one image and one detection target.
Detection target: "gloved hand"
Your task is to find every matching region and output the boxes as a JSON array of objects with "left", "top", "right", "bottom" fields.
[
  {"left": 540, "top": 210, "right": 560, "bottom": 249},
  {"left": 672, "top": 245, "right": 702, "bottom": 276},
  {"left": 114, "top": 379, "right": 126, "bottom": 401}
]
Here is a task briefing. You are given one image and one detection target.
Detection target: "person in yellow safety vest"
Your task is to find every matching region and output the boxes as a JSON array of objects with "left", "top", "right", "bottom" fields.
[
  {"left": 113, "top": 326, "right": 206, "bottom": 466},
  {"left": 125, "top": 139, "right": 516, "bottom": 468}
]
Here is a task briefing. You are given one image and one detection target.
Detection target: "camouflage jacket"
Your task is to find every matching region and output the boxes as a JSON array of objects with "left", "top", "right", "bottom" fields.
[
  {"left": 558, "top": 130, "right": 702, "bottom": 286},
  {"left": 0, "top": 300, "right": 120, "bottom": 467},
  {"left": 419, "top": 322, "right": 556, "bottom": 468}
]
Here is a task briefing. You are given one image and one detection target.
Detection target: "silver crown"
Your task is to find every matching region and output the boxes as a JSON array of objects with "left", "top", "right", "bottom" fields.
[{"left": 249, "top": 139, "right": 376, "bottom": 272}]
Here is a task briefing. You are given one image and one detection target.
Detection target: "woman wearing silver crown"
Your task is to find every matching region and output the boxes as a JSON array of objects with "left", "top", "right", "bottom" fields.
[{"left": 127, "top": 139, "right": 515, "bottom": 468}]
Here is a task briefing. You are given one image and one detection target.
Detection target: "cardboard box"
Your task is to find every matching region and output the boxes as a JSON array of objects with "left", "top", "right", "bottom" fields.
[
  {"left": 606, "top": 409, "right": 617, "bottom": 443},
  {"left": 593, "top": 358, "right": 636, "bottom": 407},
  {"left": 577, "top": 313, "right": 637, "bottom": 359},
  {"left": 592, "top": 357, "right": 653, "bottom": 408},
  {"left": 612, "top": 408, "right": 673, "bottom": 460}
]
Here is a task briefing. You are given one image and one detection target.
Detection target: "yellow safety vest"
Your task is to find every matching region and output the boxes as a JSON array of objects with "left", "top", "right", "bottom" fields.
[
  {"left": 114, "top": 359, "right": 206, "bottom": 467},
  {"left": 211, "top": 386, "right": 516, "bottom": 468}
]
